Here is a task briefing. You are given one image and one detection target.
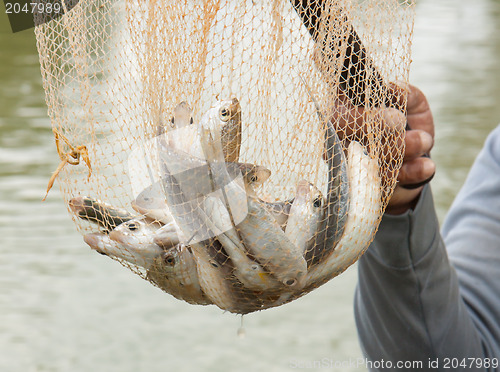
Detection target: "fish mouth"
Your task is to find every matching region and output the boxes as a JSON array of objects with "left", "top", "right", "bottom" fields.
[
  {"left": 83, "top": 233, "right": 108, "bottom": 255},
  {"left": 68, "top": 196, "right": 86, "bottom": 215}
]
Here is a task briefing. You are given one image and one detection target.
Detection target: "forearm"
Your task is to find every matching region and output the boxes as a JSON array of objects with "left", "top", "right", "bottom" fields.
[{"left": 355, "top": 186, "right": 486, "bottom": 370}]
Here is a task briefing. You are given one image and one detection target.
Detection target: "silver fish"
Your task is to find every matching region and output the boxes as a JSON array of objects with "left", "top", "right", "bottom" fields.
[
  {"left": 301, "top": 89, "right": 350, "bottom": 266},
  {"left": 236, "top": 195, "right": 308, "bottom": 289},
  {"left": 198, "top": 99, "right": 243, "bottom": 162},
  {"left": 83, "top": 230, "right": 162, "bottom": 270},
  {"left": 157, "top": 101, "right": 194, "bottom": 135},
  {"left": 305, "top": 141, "right": 381, "bottom": 283},
  {"left": 219, "top": 98, "right": 242, "bottom": 163},
  {"left": 285, "top": 180, "right": 325, "bottom": 254},
  {"left": 148, "top": 244, "right": 211, "bottom": 305},
  {"left": 202, "top": 195, "right": 282, "bottom": 291}
]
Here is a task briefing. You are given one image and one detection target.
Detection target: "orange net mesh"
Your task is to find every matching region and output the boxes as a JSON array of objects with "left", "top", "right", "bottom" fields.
[{"left": 35, "top": 0, "right": 414, "bottom": 314}]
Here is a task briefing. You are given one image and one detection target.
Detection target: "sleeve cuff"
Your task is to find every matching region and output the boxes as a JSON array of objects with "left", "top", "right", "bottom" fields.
[{"left": 364, "top": 184, "right": 440, "bottom": 268}]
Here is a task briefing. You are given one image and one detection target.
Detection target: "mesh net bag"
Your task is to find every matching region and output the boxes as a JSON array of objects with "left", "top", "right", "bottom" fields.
[{"left": 35, "top": 0, "right": 414, "bottom": 314}]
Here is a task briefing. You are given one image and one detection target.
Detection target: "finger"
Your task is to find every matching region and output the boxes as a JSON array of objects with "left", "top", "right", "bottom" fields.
[
  {"left": 397, "top": 157, "right": 436, "bottom": 187},
  {"left": 406, "top": 86, "right": 434, "bottom": 136},
  {"left": 403, "top": 130, "right": 433, "bottom": 161},
  {"left": 385, "top": 185, "right": 424, "bottom": 215}
]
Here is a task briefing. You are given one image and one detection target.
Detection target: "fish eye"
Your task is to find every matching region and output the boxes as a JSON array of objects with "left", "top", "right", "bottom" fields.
[
  {"left": 163, "top": 254, "right": 176, "bottom": 266},
  {"left": 250, "top": 175, "right": 258, "bottom": 183},
  {"left": 127, "top": 222, "right": 139, "bottom": 231},
  {"left": 189, "top": 117, "right": 194, "bottom": 125},
  {"left": 313, "top": 197, "right": 322, "bottom": 208},
  {"left": 284, "top": 278, "right": 297, "bottom": 287},
  {"left": 210, "top": 261, "right": 219, "bottom": 268},
  {"left": 219, "top": 107, "right": 230, "bottom": 122}
]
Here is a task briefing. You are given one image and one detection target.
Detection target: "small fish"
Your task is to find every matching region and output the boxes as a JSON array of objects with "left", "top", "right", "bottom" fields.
[
  {"left": 156, "top": 101, "right": 205, "bottom": 159},
  {"left": 202, "top": 195, "right": 282, "bottom": 291},
  {"left": 304, "top": 116, "right": 349, "bottom": 266},
  {"left": 219, "top": 98, "right": 242, "bottom": 163},
  {"left": 159, "top": 145, "right": 270, "bottom": 201},
  {"left": 148, "top": 244, "right": 211, "bottom": 305},
  {"left": 285, "top": 180, "right": 325, "bottom": 254},
  {"left": 198, "top": 98, "right": 242, "bottom": 163},
  {"left": 236, "top": 196, "right": 308, "bottom": 289},
  {"left": 83, "top": 230, "right": 162, "bottom": 270},
  {"left": 157, "top": 101, "right": 194, "bottom": 136},
  {"left": 69, "top": 196, "right": 134, "bottom": 232},
  {"left": 189, "top": 239, "right": 239, "bottom": 312},
  {"left": 305, "top": 141, "right": 381, "bottom": 284}
]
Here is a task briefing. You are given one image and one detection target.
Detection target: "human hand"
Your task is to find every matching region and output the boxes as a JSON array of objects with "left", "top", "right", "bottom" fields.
[
  {"left": 386, "top": 84, "right": 435, "bottom": 214},
  {"left": 329, "top": 84, "right": 435, "bottom": 215}
]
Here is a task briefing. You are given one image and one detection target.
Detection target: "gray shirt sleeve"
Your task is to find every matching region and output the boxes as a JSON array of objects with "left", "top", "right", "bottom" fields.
[{"left": 354, "top": 125, "right": 500, "bottom": 371}]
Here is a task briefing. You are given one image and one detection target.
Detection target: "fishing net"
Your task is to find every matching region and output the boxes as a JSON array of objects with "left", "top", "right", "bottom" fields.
[{"left": 35, "top": 0, "right": 414, "bottom": 314}]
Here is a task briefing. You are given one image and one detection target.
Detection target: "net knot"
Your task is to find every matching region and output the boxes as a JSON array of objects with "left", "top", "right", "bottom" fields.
[{"left": 43, "top": 130, "right": 92, "bottom": 201}]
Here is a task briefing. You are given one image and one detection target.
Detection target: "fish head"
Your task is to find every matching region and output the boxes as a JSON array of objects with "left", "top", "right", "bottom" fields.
[
  {"left": 85, "top": 231, "right": 161, "bottom": 269},
  {"left": 220, "top": 98, "right": 241, "bottom": 123},
  {"left": 200, "top": 100, "right": 236, "bottom": 137},
  {"left": 159, "top": 247, "right": 180, "bottom": 272},
  {"left": 83, "top": 232, "right": 110, "bottom": 254},
  {"left": 109, "top": 218, "right": 155, "bottom": 247},
  {"left": 156, "top": 244, "right": 195, "bottom": 275},
  {"left": 171, "top": 101, "right": 194, "bottom": 129},
  {"left": 238, "top": 163, "right": 271, "bottom": 188},
  {"left": 69, "top": 196, "right": 99, "bottom": 219},
  {"left": 294, "top": 180, "right": 325, "bottom": 211}
]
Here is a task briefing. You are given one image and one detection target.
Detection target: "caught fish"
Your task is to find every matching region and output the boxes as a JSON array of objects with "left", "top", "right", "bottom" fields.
[
  {"left": 305, "top": 141, "right": 381, "bottom": 284},
  {"left": 159, "top": 146, "right": 270, "bottom": 202},
  {"left": 70, "top": 196, "right": 134, "bottom": 232},
  {"left": 236, "top": 196, "right": 308, "bottom": 289},
  {"left": 285, "top": 180, "right": 325, "bottom": 254},
  {"left": 202, "top": 195, "right": 282, "bottom": 291},
  {"left": 157, "top": 101, "right": 194, "bottom": 136},
  {"left": 198, "top": 98, "right": 242, "bottom": 163},
  {"left": 303, "top": 112, "right": 349, "bottom": 266},
  {"left": 148, "top": 244, "right": 211, "bottom": 305},
  {"left": 83, "top": 230, "right": 163, "bottom": 270},
  {"left": 157, "top": 101, "right": 204, "bottom": 158},
  {"left": 189, "top": 239, "right": 240, "bottom": 312},
  {"left": 219, "top": 98, "right": 242, "bottom": 163}
]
